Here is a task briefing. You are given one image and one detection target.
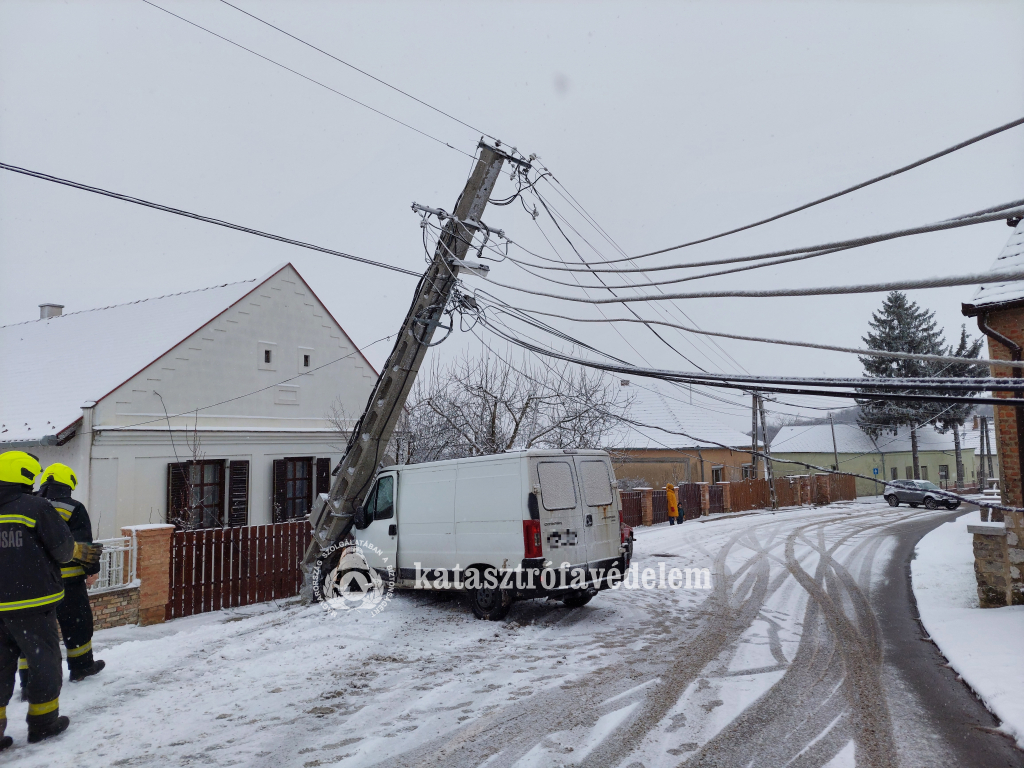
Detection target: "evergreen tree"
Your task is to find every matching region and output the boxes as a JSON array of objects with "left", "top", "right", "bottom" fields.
[
  {"left": 933, "top": 326, "right": 985, "bottom": 488},
  {"left": 856, "top": 291, "right": 946, "bottom": 479}
]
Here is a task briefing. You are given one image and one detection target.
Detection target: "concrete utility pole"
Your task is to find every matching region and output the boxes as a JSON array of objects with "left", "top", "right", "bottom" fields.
[
  {"left": 979, "top": 415, "right": 989, "bottom": 491},
  {"left": 750, "top": 393, "right": 759, "bottom": 479},
  {"left": 829, "top": 412, "right": 840, "bottom": 472},
  {"left": 300, "top": 144, "right": 512, "bottom": 592},
  {"left": 758, "top": 395, "right": 777, "bottom": 509}
]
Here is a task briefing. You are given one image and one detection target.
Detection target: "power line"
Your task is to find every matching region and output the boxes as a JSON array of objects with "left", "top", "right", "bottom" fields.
[
  {"left": 216, "top": 0, "right": 496, "bottom": 142},
  {"left": 631, "top": 114, "right": 1024, "bottom": 258},
  {"left": 511, "top": 307, "right": 1009, "bottom": 368},
  {"left": 140, "top": 0, "right": 475, "bottom": 159},
  {"left": 0, "top": 162, "right": 421, "bottom": 277},
  {"left": 486, "top": 267, "right": 1024, "bottom": 305},
  {"left": 506, "top": 200, "right": 1024, "bottom": 273}
]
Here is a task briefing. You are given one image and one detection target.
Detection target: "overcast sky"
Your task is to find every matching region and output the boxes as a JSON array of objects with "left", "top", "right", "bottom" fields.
[{"left": 2, "top": 0, "right": 1022, "bottom": 430}]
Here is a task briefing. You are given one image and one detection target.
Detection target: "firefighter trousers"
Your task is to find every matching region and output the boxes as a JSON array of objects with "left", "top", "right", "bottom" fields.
[
  {"left": 18, "top": 578, "right": 94, "bottom": 689},
  {"left": 1, "top": 610, "right": 62, "bottom": 726}
]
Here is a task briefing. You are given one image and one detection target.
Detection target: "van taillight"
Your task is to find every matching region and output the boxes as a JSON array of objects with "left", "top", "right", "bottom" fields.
[{"left": 523, "top": 519, "right": 542, "bottom": 558}]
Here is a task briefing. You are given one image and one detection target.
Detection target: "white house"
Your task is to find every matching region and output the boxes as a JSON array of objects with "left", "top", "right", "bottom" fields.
[{"left": 0, "top": 264, "right": 377, "bottom": 538}]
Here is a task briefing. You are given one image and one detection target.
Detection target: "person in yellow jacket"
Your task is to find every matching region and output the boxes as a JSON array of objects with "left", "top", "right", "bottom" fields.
[{"left": 666, "top": 483, "right": 679, "bottom": 525}]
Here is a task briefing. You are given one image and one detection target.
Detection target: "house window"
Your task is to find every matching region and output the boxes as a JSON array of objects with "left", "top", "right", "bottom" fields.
[
  {"left": 712, "top": 466, "right": 723, "bottom": 484},
  {"left": 273, "top": 457, "right": 313, "bottom": 522},
  {"left": 920, "top": 466, "right": 929, "bottom": 481},
  {"left": 167, "top": 460, "right": 225, "bottom": 529},
  {"left": 939, "top": 465, "right": 949, "bottom": 481},
  {"left": 891, "top": 467, "right": 898, "bottom": 480},
  {"left": 264, "top": 350, "right": 272, "bottom": 364},
  {"left": 741, "top": 464, "right": 753, "bottom": 480},
  {"left": 303, "top": 354, "right": 311, "bottom": 367},
  {"left": 905, "top": 467, "right": 913, "bottom": 479}
]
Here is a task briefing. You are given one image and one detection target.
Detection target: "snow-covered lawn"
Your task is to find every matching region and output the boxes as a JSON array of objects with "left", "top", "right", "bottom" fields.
[{"left": 911, "top": 510, "right": 1024, "bottom": 747}]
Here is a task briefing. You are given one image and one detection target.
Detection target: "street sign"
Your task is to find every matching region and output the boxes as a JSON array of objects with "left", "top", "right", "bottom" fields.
[{"left": 873, "top": 467, "right": 879, "bottom": 475}]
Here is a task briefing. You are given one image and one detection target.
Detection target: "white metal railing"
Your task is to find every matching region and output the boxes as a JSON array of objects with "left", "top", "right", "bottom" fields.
[{"left": 87, "top": 536, "right": 138, "bottom": 594}]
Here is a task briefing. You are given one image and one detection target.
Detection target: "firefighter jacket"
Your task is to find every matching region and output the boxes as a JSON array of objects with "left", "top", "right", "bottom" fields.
[
  {"left": 0, "top": 480, "right": 75, "bottom": 614},
  {"left": 666, "top": 484, "right": 679, "bottom": 517},
  {"left": 39, "top": 481, "right": 98, "bottom": 581}
]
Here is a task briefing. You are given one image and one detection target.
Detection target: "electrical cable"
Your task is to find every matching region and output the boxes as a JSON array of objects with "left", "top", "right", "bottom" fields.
[
  {"left": 140, "top": 0, "right": 475, "bottom": 159},
  {"left": 503, "top": 201, "right": 1024, "bottom": 273},
  {"left": 0, "top": 161, "right": 421, "bottom": 277},
  {"left": 216, "top": 0, "right": 497, "bottom": 142},
  {"left": 485, "top": 267, "right": 1024, "bottom": 305},
  {"left": 630, "top": 115, "right": 1024, "bottom": 258},
  {"left": 509, "top": 306, "right": 1007, "bottom": 368}
]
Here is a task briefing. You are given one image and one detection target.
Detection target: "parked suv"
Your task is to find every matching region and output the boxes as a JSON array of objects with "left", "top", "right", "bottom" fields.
[{"left": 884, "top": 480, "right": 960, "bottom": 510}]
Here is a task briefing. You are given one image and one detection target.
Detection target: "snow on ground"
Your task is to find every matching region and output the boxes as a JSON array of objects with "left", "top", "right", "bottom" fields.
[
  {"left": 911, "top": 510, "right": 1024, "bottom": 748},
  {"left": 0, "top": 500, "right": 945, "bottom": 767}
]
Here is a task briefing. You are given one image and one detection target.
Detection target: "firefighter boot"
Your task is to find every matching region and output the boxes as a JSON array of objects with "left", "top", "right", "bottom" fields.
[
  {"left": 69, "top": 659, "right": 104, "bottom": 682},
  {"left": 27, "top": 715, "right": 70, "bottom": 744},
  {"left": 1, "top": 711, "right": 12, "bottom": 752}
]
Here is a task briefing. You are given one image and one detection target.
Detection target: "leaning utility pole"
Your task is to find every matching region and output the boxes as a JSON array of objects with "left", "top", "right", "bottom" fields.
[
  {"left": 300, "top": 144, "right": 513, "bottom": 593},
  {"left": 758, "top": 395, "right": 777, "bottom": 509},
  {"left": 750, "top": 393, "right": 759, "bottom": 479},
  {"left": 829, "top": 412, "right": 841, "bottom": 472}
]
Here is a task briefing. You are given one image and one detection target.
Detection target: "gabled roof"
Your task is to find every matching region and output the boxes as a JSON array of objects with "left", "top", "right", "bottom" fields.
[
  {"left": 0, "top": 264, "right": 370, "bottom": 444},
  {"left": 604, "top": 380, "right": 757, "bottom": 451},
  {"left": 962, "top": 220, "right": 1024, "bottom": 315},
  {"left": 771, "top": 423, "right": 962, "bottom": 455}
]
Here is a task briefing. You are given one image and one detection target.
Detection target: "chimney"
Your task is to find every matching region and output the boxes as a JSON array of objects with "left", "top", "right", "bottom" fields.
[{"left": 39, "top": 303, "right": 63, "bottom": 320}]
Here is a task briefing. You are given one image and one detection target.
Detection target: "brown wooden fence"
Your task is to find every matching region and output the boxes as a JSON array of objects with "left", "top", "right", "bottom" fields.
[
  {"left": 728, "top": 479, "right": 772, "bottom": 512},
  {"left": 620, "top": 491, "right": 642, "bottom": 527},
  {"left": 652, "top": 490, "right": 668, "bottom": 524},
  {"left": 680, "top": 484, "right": 702, "bottom": 520},
  {"left": 166, "top": 521, "right": 312, "bottom": 620},
  {"left": 708, "top": 484, "right": 725, "bottom": 514}
]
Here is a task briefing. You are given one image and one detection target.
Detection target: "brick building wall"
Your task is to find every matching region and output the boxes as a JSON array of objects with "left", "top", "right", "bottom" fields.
[{"left": 977, "top": 306, "right": 1024, "bottom": 605}]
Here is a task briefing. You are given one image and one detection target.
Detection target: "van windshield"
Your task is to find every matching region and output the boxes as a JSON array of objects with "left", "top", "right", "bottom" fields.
[{"left": 537, "top": 461, "right": 578, "bottom": 510}]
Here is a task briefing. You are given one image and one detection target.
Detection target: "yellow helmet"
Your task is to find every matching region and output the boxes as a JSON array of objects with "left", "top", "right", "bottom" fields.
[
  {"left": 38, "top": 462, "right": 78, "bottom": 490},
  {"left": 0, "top": 451, "right": 42, "bottom": 486}
]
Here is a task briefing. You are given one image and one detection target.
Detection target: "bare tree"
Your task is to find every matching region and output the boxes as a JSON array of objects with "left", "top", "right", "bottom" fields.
[{"left": 397, "top": 351, "right": 631, "bottom": 462}]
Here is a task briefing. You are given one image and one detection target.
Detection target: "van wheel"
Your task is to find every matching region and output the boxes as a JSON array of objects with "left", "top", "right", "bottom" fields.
[
  {"left": 924, "top": 497, "right": 938, "bottom": 510},
  {"left": 885, "top": 495, "right": 899, "bottom": 507},
  {"left": 469, "top": 570, "right": 513, "bottom": 621},
  {"left": 561, "top": 590, "right": 593, "bottom": 609}
]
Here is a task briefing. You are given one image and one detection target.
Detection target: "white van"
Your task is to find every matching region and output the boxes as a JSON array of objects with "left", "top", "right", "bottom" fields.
[{"left": 313, "top": 449, "right": 632, "bottom": 619}]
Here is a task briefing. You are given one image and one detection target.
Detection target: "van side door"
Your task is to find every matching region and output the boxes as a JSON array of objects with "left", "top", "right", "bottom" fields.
[
  {"left": 534, "top": 458, "right": 588, "bottom": 568},
  {"left": 572, "top": 456, "right": 619, "bottom": 565}
]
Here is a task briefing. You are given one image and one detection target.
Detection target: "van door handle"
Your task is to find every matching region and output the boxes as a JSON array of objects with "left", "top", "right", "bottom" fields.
[{"left": 388, "top": 524, "right": 397, "bottom": 536}]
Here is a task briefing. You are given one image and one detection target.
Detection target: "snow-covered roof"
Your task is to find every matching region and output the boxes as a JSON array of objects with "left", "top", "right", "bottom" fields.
[
  {"left": 771, "top": 423, "right": 962, "bottom": 456},
  {"left": 604, "top": 380, "right": 756, "bottom": 450},
  {"left": 0, "top": 264, "right": 353, "bottom": 445},
  {"left": 963, "top": 220, "right": 1024, "bottom": 313}
]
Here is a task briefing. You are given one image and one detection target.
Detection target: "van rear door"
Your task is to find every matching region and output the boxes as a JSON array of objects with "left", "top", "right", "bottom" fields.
[
  {"left": 533, "top": 458, "right": 588, "bottom": 568},
  {"left": 572, "top": 456, "right": 620, "bottom": 565}
]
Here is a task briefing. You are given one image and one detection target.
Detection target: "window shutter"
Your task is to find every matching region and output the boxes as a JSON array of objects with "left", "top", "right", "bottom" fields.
[
  {"left": 167, "top": 462, "right": 189, "bottom": 526},
  {"left": 304, "top": 457, "right": 315, "bottom": 516},
  {"left": 228, "top": 460, "right": 250, "bottom": 527},
  {"left": 316, "top": 457, "right": 331, "bottom": 497},
  {"left": 272, "top": 459, "right": 287, "bottom": 524}
]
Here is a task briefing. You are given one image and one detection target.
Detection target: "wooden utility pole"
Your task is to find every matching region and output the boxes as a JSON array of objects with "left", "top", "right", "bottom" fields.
[
  {"left": 758, "top": 395, "right": 777, "bottom": 509},
  {"left": 301, "top": 144, "right": 513, "bottom": 590}
]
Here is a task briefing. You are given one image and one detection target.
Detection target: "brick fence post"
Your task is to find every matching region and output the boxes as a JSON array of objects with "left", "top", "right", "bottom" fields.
[
  {"left": 637, "top": 487, "right": 653, "bottom": 526},
  {"left": 969, "top": 522, "right": 1011, "bottom": 607},
  {"left": 698, "top": 483, "right": 709, "bottom": 516},
  {"left": 717, "top": 482, "right": 731, "bottom": 513},
  {"left": 121, "top": 524, "right": 175, "bottom": 626}
]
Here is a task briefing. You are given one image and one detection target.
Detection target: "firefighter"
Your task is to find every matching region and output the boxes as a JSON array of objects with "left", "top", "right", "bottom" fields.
[
  {"left": 32, "top": 464, "right": 105, "bottom": 683},
  {"left": 666, "top": 483, "right": 679, "bottom": 525},
  {"left": 0, "top": 451, "right": 101, "bottom": 748}
]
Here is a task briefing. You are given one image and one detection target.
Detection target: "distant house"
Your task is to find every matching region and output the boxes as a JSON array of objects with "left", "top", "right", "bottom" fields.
[
  {"left": 770, "top": 423, "right": 978, "bottom": 496},
  {"left": 604, "top": 380, "right": 760, "bottom": 487},
  {"left": 0, "top": 264, "right": 376, "bottom": 538}
]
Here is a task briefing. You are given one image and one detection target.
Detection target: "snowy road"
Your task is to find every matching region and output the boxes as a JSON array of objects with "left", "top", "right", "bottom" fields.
[{"left": 4, "top": 499, "right": 1021, "bottom": 767}]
